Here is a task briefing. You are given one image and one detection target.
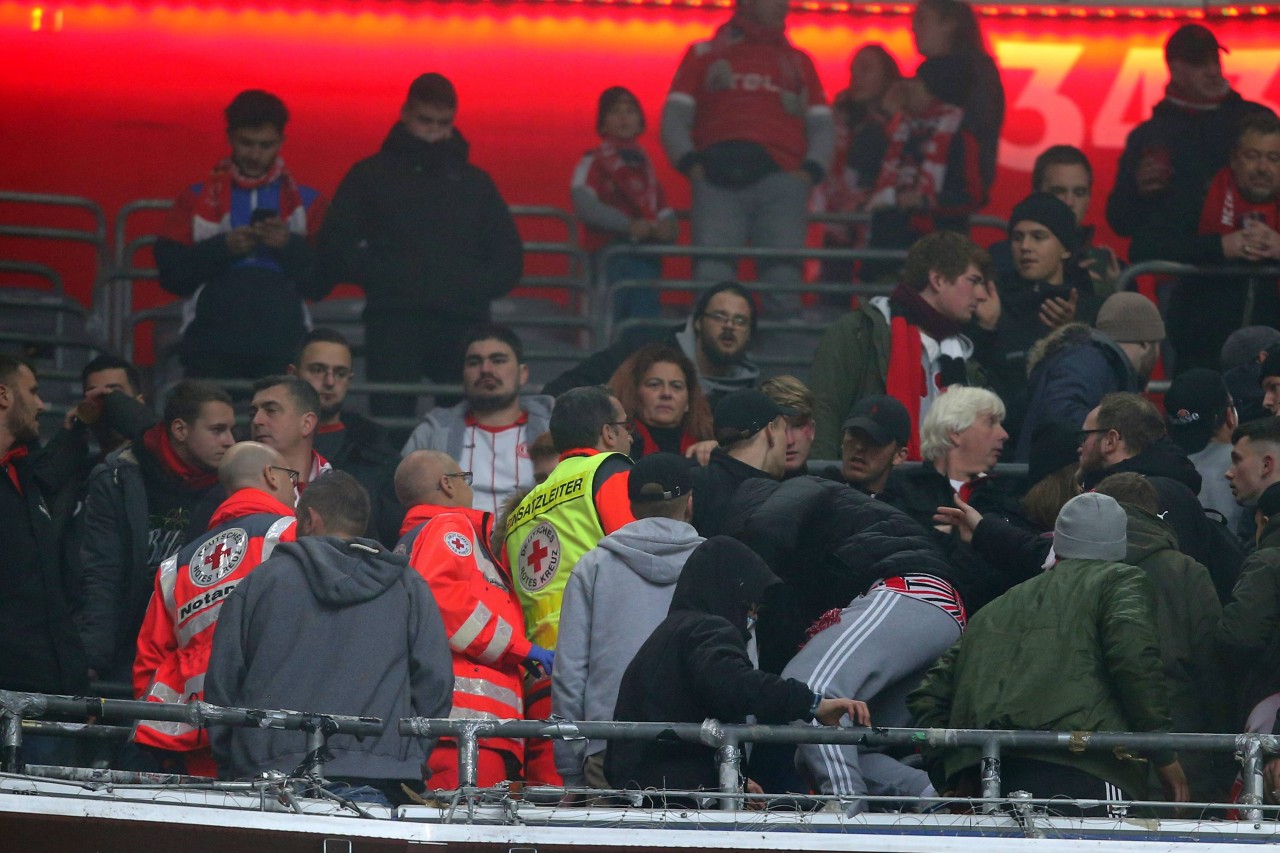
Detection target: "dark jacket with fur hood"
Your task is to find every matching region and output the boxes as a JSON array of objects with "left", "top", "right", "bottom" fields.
[{"left": 1015, "top": 322, "right": 1139, "bottom": 462}]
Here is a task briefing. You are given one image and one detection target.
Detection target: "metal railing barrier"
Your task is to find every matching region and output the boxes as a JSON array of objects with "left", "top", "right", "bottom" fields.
[
  {"left": 0, "top": 690, "right": 382, "bottom": 782},
  {"left": 402, "top": 717, "right": 1280, "bottom": 821}
]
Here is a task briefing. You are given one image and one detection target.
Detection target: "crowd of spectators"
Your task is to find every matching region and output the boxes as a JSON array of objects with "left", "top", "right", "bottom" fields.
[{"left": 8, "top": 5, "right": 1280, "bottom": 817}]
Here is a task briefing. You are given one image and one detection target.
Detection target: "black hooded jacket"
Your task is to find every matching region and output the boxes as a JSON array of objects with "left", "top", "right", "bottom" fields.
[
  {"left": 1083, "top": 440, "right": 1243, "bottom": 602},
  {"left": 723, "top": 475, "right": 958, "bottom": 673},
  {"left": 605, "top": 537, "right": 816, "bottom": 793},
  {"left": 317, "top": 124, "right": 523, "bottom": 317}
]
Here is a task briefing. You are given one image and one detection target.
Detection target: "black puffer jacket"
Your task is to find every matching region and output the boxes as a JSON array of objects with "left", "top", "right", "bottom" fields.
[
  {"left": 312, "top": 411, "right": 403, "bottom": 547},
  {"left": 606, "top": 537, "right": 815, "bottom": 793},
  {"left": 723, "top": 475, "right": 955, "bottom": 673},
  {"left": 1083, "top": 441, "right": 1243, "bottom": 602},
  {"left": 317, "top": 125, "right": 523, "bottom": 316}
]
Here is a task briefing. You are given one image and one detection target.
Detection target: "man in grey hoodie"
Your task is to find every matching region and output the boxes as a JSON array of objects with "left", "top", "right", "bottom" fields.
[
  {"left": 551, "top": 452, "right": 704, "bottom": 788},
  {"left": 206, "top": 470, "right": 453, "bottom": 805}
]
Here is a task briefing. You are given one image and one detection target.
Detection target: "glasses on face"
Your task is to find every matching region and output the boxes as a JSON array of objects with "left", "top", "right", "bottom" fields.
[
  {"left": 702, "top": 310, "right": 751, "bottom": 328},
  {"left": 606, "top": 419, "right": 635, "bottom": 434},
  {"left": 1076, "top": 428, "right": 1108, "bottom": 446},
  {"left": 269, "top": 465, "right": 301, "bottom": 486},
  {"left": 304, "top": 364, "right": 352, "bottom": 381},
  {"left": 444, "top": 471, "right": 474, "bottom": 486}
]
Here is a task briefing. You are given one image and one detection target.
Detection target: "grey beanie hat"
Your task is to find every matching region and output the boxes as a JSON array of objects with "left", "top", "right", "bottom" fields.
[{"left": 1054, "top": 492, "right": 1128, "bottom": 561}]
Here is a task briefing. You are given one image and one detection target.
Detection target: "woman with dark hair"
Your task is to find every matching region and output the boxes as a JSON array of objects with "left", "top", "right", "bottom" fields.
[
  {"left": 608, "top": 343, "right": 713, "bottom": 458},
  {"left": 815, "top": 44, "right": 903, "bottom": 287},
  {"left": 911, "top": 0, "right": 1005, "bottom": 193}
]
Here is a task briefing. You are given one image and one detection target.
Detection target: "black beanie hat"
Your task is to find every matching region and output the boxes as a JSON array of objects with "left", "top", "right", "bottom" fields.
[
  {"left": 597, "top": 86, "right": 644, "bottom": 135},
  {"left": 1009, "top": 192, "right": 1079, "bottom": 257}
]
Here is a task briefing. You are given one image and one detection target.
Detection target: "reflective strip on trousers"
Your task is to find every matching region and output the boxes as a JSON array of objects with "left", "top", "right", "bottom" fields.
[{"left": 455, "top": 677, "right": 523, "bottom": 715}]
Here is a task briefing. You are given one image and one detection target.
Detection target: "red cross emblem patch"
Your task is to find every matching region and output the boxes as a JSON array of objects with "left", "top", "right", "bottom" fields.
[
  {"left": 444, "top": 531, "right": 473, "bottom": 557},
  {"left": 518, "top": 521, "right": 561, "bottom": 592},
  {"left": 190, "top": 528, "right": 248, "bottom": 587}
]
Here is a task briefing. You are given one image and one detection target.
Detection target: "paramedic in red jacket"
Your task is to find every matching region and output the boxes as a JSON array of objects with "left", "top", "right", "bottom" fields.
[
  {"left": 132, "top": 441, "right": 298, "bottom": 776},
  {"left": 395, "top": 450, "right": 554, "bottom": 788}
]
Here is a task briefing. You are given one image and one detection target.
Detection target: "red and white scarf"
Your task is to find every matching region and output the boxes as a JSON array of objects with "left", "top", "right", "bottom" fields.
[
  {"left": 870, "top": 102, "right": 964, "bottom": 211},
  {"left": 190, "top": 156, "right": 306, "bottom": 242},
  {"left": 589, "top": 137, "right": 663, "bottom": 221},
  {"left": 1199, "top": 166, "right": 1280, "bottom": 235}
]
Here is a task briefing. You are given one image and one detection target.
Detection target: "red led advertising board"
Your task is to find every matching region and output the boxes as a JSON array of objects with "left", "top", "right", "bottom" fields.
[{"left": 3, "top": 1, "right": 1280, "bottom": 306}]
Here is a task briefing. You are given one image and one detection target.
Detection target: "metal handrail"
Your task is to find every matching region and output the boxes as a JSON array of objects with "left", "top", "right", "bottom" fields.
[
  {"left": 0, "top": 690, "right": 383, "bottom": 779},
  {"left": 402, "top": 717, "right": 1279, "bottom": 819},
  {"left": 1115, "top": 260, "right": 1280, "bottom": 294},
  {"left": 510, "top": 204, "right": 580, "bottom": 251},
  {"left": 0, "top": 261, "right": 67, "bottom": 300}
]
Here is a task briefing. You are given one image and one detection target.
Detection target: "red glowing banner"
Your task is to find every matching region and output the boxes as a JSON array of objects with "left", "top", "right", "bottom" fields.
[{"left": 3, "top": 0, "right": 1280, "bottom": 305}]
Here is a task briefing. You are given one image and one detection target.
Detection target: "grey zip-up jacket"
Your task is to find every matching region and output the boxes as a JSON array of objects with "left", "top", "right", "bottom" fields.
[{"left": 551, "top": 517, "right": 704, "bottom": 785}]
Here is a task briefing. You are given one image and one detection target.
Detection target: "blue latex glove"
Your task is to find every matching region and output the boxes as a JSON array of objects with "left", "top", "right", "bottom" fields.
[{"left": 525, "top": 644, "right": 555, "bottom": 677}]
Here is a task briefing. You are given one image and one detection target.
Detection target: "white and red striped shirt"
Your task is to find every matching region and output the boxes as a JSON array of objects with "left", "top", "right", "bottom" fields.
[{"left": 463, "top": 412, "right": 533, "bottom": 517}]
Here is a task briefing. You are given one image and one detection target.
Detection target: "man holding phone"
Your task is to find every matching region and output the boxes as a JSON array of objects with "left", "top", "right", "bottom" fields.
[{"left": 155, "top": 90, "right": 330, "bottom": 381}]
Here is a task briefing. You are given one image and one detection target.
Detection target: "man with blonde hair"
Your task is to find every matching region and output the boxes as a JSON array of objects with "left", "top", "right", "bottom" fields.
[{"left": 760, "top": 375, "right": 816, "bottom": 477}]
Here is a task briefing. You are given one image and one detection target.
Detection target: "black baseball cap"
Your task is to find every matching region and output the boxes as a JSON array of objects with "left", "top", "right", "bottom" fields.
[
  {"left": 713, "top": 389, "right": 797, "bottom": 446},
  {"left": 1165, "top": 368, "right": 1230, "bottom": 454},
  {"left": 841, "top": 395, "right": 911, "bottom": 447},
  {"left": 628, "top": 452, "right": 694, "bottom": 503},
  {"left": 1165, "top": 24, "right": 1228, "bottom": 65}
]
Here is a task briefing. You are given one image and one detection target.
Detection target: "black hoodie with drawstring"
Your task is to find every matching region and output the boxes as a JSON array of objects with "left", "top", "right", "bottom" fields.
[{"left": 604, "top": 536, "right": 818, "bottom": 792}]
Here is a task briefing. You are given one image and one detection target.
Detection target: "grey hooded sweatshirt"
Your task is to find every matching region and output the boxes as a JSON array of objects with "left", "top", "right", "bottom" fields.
[
  {"left": 206, "top": 536, "right": 453, "bottom": 784},
  {"left": 551, "top": 517, "right": 705, "bottom": 785}
]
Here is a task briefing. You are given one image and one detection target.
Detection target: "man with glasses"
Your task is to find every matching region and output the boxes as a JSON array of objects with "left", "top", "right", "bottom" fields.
[
  {"left": 249, "top": 375, "right": 332, "bottom": 494},
  {"left": 394, "top": 450, "right": 549, "bottom": 788},
  {"left": 289, "top": 328, "right": 402, "bottom": 544},
  {"left": 503, "top": 385, "right": 635, "bottom": 785},
  {"left": 543, "top": 282, "right": 761, "bottom": 408},
  {"left": 402, "top": 325, "right": 554, "bottom": 518},
  {"left": 133, "top": 440, "right": 297, "bottom": 776},
  {"left": 1079, "top": 392, "right": 1243, "bottom": 601}
]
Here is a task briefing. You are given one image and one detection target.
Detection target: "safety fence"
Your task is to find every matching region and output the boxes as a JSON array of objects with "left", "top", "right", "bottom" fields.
[
  {"left": 402, "top": 717, "right": 1280, "bottom": 822},
  {"left": 0, "top": 690, "right": 380, "bottom": 782},
  {"left": 6, "top": 688, "right": 1277, "bottom": 822}
]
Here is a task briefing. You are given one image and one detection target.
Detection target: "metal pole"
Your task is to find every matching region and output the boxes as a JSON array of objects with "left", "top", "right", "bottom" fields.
[
  {"left": 1240, "top": 734, "right": 1265, "bottom": 823},
  {"left": 458, "top": 724, "right": 479, "bottom": 788},
  {"left": 717, "top": 733, "right": 742, "bottom": 811},
  {"left": 980, "top": 736, "right": 1002, "bottom": 814},
  {"left": 1, "top": 714, "right": 21, "bottom": 773},
  {"left": 303, "top": 725, "right": 326, "bottom": 780}
]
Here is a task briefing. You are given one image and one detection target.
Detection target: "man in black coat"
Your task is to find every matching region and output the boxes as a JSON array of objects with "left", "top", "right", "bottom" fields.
[
  {"left": 1080, "top": 392, "right": 1244, "bottom": 601},
  {"left": 1106, "top": 24, "right": 1274, "bottom": 265},
  {"left": 606, "top": 536, "right": 868, "bottom": 799},
  {"left": 318, "top": 73, "right": 523, "bottom": 418},
  {"left": 287, "top": 328, "right": 402, "bottom": 545},
  {"left": 688, "top": 389, "right": 791, "bottom": 538},
  {"left": 0, "top": 356, "right": 88, "bottom": 702}
]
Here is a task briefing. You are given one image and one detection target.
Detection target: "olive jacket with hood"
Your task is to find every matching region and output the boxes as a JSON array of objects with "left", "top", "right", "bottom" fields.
[
  {"left": 908, "top": 556, "right": 1175, "bottom": 799},
  {"left": 605, "top": 536, "right": 818, "bottom": 792}
]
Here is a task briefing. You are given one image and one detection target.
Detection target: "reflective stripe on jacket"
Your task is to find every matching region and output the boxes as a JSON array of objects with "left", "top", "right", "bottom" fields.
[{"left": 133, "top": 489, "right": 296, "bottom": 752}]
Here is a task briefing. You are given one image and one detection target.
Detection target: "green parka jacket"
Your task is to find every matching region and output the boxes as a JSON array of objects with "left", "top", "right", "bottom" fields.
[{"left": 908, "top": 557, "right": 1175, "bottom": 799}]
